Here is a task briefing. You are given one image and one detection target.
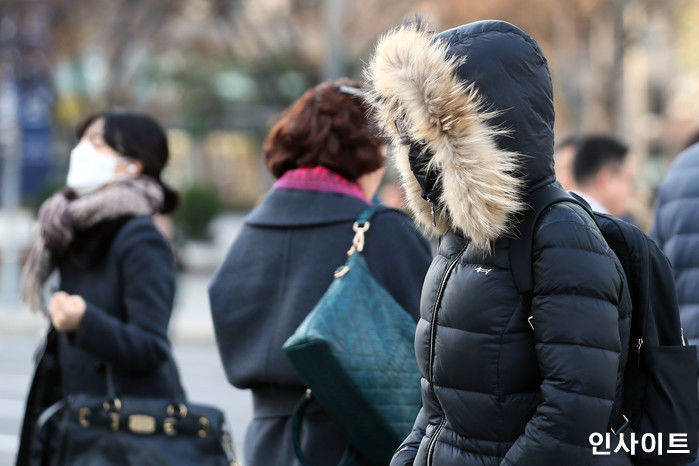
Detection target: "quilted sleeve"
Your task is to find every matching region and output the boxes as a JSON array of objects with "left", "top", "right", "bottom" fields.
[
  {"left": 390, "top": 407, "right": 428, "bottom": 466},
  {"left": 502, "top": 204, "right": 623, "bottom": 465}
]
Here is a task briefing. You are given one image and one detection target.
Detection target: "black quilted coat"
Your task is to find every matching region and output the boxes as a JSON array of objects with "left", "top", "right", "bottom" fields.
[{"left": 366, "top": 21, "right": 632, "bottom": 465}]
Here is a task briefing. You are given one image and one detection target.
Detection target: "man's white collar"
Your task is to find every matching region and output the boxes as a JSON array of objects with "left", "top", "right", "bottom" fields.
[{"left": 572, "top": 190, "right": 609, "bottom": 214}]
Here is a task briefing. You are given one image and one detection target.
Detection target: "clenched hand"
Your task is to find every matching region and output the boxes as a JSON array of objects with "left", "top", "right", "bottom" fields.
[{"left": 49, "top": 291, "right": 87, "bottom": 332}]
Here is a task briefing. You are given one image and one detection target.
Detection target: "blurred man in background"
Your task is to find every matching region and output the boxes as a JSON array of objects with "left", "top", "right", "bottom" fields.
[
  {"left": 572, "top": 135, "right": 635, "bottom": 217},
  {"left": 553, "top": 135, "right": 581, "bottom": 191}
]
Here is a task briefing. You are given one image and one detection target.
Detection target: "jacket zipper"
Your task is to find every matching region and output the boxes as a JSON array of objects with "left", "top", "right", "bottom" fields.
[
  {"left": 426, "top": 417, "right": 447, "bottom": 465},
  {"left": 636, "top": 337, "right": 643, "bottom": 366},
  {"left": 427, "top": 244, "right": 468, "bottom": 386}
]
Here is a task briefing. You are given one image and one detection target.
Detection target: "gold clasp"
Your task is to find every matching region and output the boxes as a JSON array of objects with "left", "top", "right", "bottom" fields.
[
  {"left": 128, "top": 414, "right": 157, "bottom": 434},
  {"left": 333, "top": 265, "right": 350, "bottom": 278},
  {"left": 164, "top": 417, "right": 177, "bottom": 436},
  {"left": 346, "top": 221, "right": 371, "bottom": 256},
  {"left": 78, "top": 407, "right": 91, "bottom": 427},
  {"left": 198, "top": 417, "right": 210, "bottom": 438},
  {"left": 167, "top": 403, "right": 188, "bottom": 418},
  {"left": 102, "top": 398, "right": 122, "bottom": 412},
  {"left": 108, "top": 412, "right": 119, "bottom": 431},
  {"left": 102, "top": 398, "right": 121, "bottom": 431}
]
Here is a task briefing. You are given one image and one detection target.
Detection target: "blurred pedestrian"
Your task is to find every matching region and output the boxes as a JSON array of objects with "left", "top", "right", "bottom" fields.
[
  {"left": 553, "top": 135, "right": 581, "bottom": 191},
  {"left": 208, "top": 78, "right": 431, "bottom": 466},
  {"left": 17, "top": 111, "right": 182, "bottom": 464},
  {"left": 652, "top": 140, "right": 699, "bottom": 379},
  {"left": 366, "top": 20, "right": 631, "bottom": 465},
  {"left": 572, "top": 135, "right": 635, "bottom": 217}
]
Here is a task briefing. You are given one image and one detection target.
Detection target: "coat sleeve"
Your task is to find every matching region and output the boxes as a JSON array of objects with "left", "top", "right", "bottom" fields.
[
  {"left": 502, "top": 204, "right": 623, "bottom": 465},
  {"left": 390, "top": 407, "right": 428, "bottom": 466},
  {"left": 73, "top": 217, "right": 174, "bottom": 374}
]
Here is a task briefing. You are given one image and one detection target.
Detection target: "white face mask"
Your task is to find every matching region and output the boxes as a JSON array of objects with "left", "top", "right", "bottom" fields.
[{"left": 66, "top": 141, "right": 123, "bottom": 196}]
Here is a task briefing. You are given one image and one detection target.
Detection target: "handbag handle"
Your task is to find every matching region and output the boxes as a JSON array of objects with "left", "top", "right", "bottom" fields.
[
  {"left": 290, "top": 390, "right": 357, "bottom": 466},
  {"left": 103, "top": 350, "right": 188, "bottom": 408}
]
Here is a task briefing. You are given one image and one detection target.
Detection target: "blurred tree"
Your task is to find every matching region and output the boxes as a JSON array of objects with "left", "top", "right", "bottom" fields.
[{"left": 10, "top": 0, "right": 695, "bottom": 219}]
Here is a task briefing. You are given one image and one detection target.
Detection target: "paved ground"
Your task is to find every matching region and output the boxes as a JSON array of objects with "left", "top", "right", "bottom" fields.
[{"left": 0, "top": 327, "right": 253, "bottom": 466}]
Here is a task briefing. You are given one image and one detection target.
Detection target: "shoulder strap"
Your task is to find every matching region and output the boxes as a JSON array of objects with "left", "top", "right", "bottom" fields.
[
  {"left": 356, "top": 204, "right": 383, "bottom": 226},
  {"left": 509, "top": 184, "right": 592, "bottom": 297}
]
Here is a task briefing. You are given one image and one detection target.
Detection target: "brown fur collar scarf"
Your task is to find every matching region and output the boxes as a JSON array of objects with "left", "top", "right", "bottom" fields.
[{"left": 21, "top": 176, "right": 164, "bottom": 313}]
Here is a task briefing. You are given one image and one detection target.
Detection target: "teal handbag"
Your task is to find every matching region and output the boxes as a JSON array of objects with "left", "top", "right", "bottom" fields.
[{"left": 282, "top": 205, "right": 422, "bottom": 465}]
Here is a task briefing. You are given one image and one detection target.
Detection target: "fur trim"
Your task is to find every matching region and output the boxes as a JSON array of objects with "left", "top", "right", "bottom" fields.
[{"left": 364, "top": 22, "right": 525, "bottom": 251}]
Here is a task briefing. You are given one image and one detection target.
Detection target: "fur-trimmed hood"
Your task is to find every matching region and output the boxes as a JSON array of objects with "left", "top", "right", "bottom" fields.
[{"left": 365, "top": 20, "right": 555, "bottom": 250}]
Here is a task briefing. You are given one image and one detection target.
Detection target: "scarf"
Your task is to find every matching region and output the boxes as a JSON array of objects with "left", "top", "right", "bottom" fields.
[
  {"left": 273, "top": 166, "right": 369, "bottom": 203},
  {"left": 21, "top": 176, "right": 164, "bottom": 313}
]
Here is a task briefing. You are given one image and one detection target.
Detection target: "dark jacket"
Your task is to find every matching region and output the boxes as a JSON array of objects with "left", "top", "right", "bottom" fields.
[
  {"left": 366, "top": 20, "right": 632, "bottom": 465},
  {"left": 652, "top": 143, "right": 699, "bottom": 370},
  {"left": 208, "top": 188, "right": 432, "bottom": 466},
  {"left": 56, "top": 215, "right": 179, "bottom": 398}
]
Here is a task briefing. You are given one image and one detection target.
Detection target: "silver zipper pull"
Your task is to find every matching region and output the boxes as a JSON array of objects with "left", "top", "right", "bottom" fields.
[
  {"left": 681, "top": 328, "right": 687, "bottom": 346},
  {"left": 636, "top": 337, "right": 643, "bottom": 366}
]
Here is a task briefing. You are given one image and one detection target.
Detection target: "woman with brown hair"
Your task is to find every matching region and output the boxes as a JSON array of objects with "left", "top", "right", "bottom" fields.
[{"left": 209, "top": 79, "right": 432, "bottom": 465}]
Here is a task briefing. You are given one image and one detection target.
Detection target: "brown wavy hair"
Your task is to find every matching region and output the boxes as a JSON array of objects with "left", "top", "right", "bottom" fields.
[{"left": 264, "top": 78, "right": 384, "bottom": 180}]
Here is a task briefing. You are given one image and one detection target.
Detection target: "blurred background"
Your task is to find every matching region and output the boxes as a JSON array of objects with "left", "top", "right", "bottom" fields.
[{"left": 1, "top": 0, "right": 698, "bottom": 463}]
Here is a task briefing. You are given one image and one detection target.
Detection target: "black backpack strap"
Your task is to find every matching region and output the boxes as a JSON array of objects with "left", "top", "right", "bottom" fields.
[{"left": 509, "top": 184, "right": 592, "bottom": 320}]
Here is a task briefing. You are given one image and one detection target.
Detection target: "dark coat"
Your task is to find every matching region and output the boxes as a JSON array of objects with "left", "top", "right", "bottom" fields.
[
  {"left": 55, "top": 215, "right": 179, "bottom": 398},
  {"left": 16, "top": 216, "right": 180, "bottom": 465},
  {"left": 652, "top": 143, "right": 699, "bottom": 369},
  {"left": 366, "top": 20, "right": 632, "bottom": 465},
  {"left": 208, "top": 188, "right": 432, "bottom": 466}
]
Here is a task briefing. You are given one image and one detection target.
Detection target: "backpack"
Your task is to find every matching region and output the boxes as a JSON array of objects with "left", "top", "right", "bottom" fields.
[{"left": 510, "top": 183, "right": 698, "bottom": 464}]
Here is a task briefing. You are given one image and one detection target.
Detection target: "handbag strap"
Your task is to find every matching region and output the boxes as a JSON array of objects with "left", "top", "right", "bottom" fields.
[
  {"left": 104, "top": 350, "right": 187, "bottom": 407},
  {"left": 290, "top": 390, "right": 357, "bottom": 466},
  {"left": 356, "top": 204, "right": 382, "bottom": 227}
]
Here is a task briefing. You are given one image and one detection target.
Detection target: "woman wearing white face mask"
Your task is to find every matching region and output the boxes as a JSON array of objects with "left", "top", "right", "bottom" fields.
[{"left": 17, "top": 111, "right": 182, "bottom": 465}]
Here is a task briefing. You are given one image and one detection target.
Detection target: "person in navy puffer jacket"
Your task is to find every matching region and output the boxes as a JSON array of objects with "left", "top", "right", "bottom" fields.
[{"left": 652, "top": 141, "right": 699, "bottom": 391}]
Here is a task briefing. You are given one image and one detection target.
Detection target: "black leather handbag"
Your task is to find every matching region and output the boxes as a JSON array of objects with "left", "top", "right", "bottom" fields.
[{"left": 21, "top": 330, "right": 238, "bottom": 466}]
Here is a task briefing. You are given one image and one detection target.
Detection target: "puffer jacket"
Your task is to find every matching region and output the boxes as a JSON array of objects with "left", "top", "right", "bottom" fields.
[
  {"left": 652, "top": 143, "right": 699, "bottom": 370},
  {"left": 366, "top": 20, "right": 632, "bottom": 465}
]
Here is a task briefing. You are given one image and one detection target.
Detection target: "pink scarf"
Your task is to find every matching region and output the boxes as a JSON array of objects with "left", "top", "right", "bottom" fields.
[{"left": 274, "top": 166, "right": 369, "bottom": 203}]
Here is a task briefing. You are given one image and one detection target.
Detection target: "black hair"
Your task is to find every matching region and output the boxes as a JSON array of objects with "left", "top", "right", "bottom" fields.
[
  {"left": 573, "top": 134, "right": 629, "bottom": 186},
  {"left": 76, "top": 110, "right": 180, "bottom": 213},
  {"left": 555, "top": 134, "right": 582, "bottom": 153}
]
